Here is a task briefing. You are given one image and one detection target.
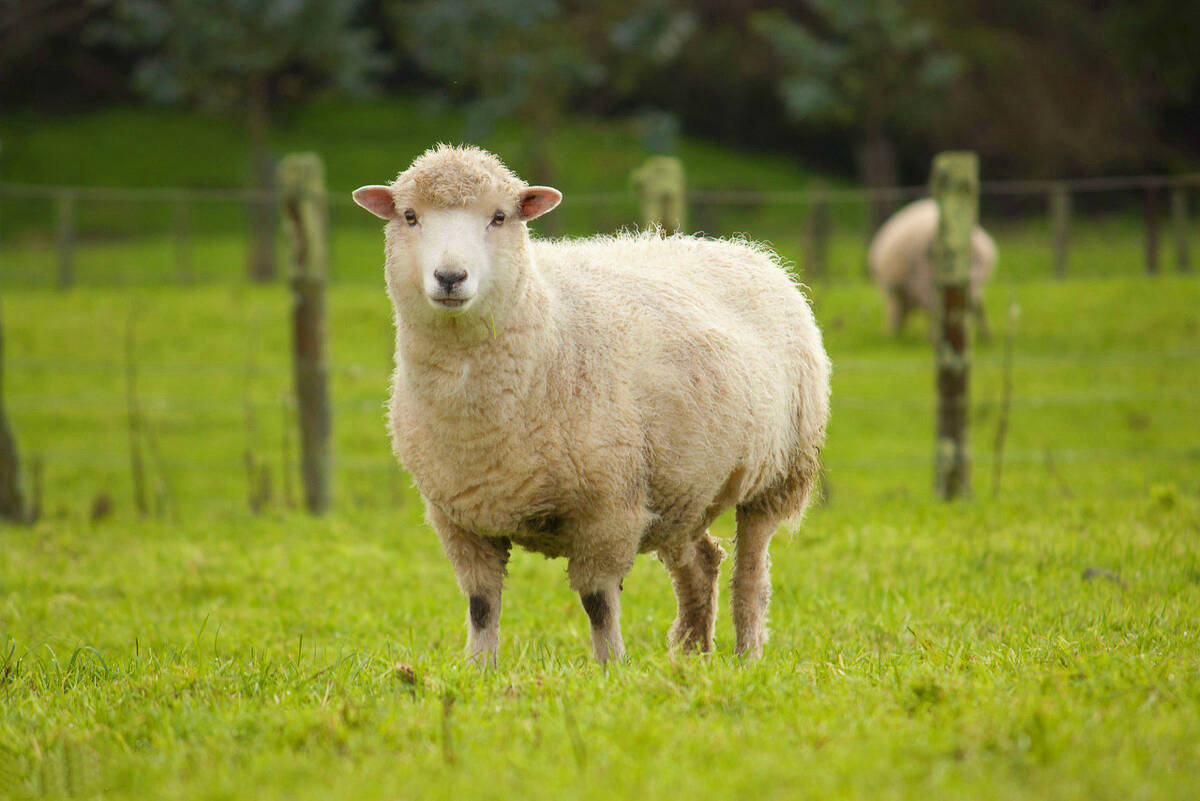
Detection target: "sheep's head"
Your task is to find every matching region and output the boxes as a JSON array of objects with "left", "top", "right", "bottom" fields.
[{"left": 352, "top": 144, "right": 560, "bottom": 320}]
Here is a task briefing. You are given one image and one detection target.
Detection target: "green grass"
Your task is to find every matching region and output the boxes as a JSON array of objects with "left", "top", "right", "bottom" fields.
[{"left": 1, "top": 269, "right": 1198, "bottom": 798}]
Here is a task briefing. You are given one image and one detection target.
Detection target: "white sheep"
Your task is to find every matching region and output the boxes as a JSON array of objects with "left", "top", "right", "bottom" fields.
[
  {"left": 868, "top": 198, "right": 997, "bottom": 338},
  {"left": 353, "top": 145, "right": 830, "bottom": 663}
]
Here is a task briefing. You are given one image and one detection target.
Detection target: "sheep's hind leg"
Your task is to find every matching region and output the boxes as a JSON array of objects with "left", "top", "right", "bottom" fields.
[
  {"left": 731, "top": 506, "right": 780, "bottom": 659},
  {"left": 659, "top": 532, "right": 725, "bottom": 653},
  {"left": 429, "top": 505, "right": 511, "bottom": 668}
]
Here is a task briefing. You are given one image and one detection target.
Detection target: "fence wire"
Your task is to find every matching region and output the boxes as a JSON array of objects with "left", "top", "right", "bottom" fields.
[
  {"left": 1, "top": 171, "right": 1197, "bottom": 514},
  {"left": 1, "top": 170, "right": 1196, "bottom": 286}
]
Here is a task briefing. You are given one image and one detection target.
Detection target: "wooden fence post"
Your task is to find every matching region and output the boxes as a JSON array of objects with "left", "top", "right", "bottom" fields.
[
  {"left": 631, "top": 156, "right": 686, "bottom": 234},
  {"left": 803, "top": 180, "right": 830, "bottom": 280},
  {"left": 174, "top": 192, "right": 193, "bottom": 283},
  {"left": 1050, "top": 182, "right": 1070, "bottom": 279},
  {"left": 1171, "top": 185, "right": 1191, "bottom": 273},
  {"left": 125, "top": 309, "right": 149, "bottom": 517},
  {"left": 0, "top": 299, "right": 28, "bottom": 523},
  {"left": 56, "top": 191, "right": 76, "bottom": 289},
  {"left": 278, "top": 153, "right": 332, "bottom": 515},
  {"left": 1145, "top": 186, "right": 1161, "bottom": 275},
  {"left": 930, "top": 151, "right": 978, "bottom": 500}
]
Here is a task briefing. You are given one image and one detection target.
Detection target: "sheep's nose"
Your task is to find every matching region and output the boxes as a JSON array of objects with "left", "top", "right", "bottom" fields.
[{"left": 434, "top": 267, "right": 468, "bottom": 291}]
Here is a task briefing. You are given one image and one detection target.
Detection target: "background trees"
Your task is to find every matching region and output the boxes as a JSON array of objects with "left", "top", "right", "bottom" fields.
[
  {"left": 2, "top": 0, "right": 1196, "bottom": 185},
  {"left": 394, "top": 0, "right": 605, "bottom": 210},
  {"left": 98, "top": 0, "right": 386, "bottom": 280},
  {"left": 752, "top": 1, "right": 962, "bottom": 229}
]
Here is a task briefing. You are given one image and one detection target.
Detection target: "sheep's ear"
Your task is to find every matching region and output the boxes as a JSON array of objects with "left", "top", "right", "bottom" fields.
[
  {"left": 352, "top": 185, "right": 397, "bottom": 220},
  {"left": 518, "top": 186, "right": 562, "bottom": 221}
]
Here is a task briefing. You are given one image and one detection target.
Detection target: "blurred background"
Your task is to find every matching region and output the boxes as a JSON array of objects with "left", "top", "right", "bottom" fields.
[
  {"left": 0, "top": 0, "right": 1197, "bottom": 520},
  {"left": 5, "top": 0, "right": 1200, "bottom": 282}
]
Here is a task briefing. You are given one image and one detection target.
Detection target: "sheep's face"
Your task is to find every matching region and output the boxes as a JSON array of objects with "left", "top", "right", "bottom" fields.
[{"left": 352, "top": 184, "right": 561, "bottom": 319}]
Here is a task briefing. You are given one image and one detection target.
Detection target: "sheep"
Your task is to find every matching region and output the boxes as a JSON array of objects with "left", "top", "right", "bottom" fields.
[
  {"left": 868, "top": 198, "right": 997, "bottom": 339},
  {"left": 352, "top": 144, "right": 830, "bottom": 664}
]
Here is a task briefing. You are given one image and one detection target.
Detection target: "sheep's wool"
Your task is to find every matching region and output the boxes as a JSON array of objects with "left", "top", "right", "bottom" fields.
[
  {"left": 868, "top": 198, "right": 997, "bottom": 335},
  {"left": 397, "top": 143, "right": 527, "bottom": 208},
  {"left": 372, "top": 145, "right": 831, "bottom": 663}
]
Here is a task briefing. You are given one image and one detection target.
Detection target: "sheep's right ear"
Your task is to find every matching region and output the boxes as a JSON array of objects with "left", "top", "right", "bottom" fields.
[
  {"left": 518, "top": 186, "right": 562, "bottom": 221},
  {"left": 352, "top": 185, "right": 397, "bottom": 220}
]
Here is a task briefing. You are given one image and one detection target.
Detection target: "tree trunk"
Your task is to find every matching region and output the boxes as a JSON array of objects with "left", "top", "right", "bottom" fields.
[
  {"left": 246, "top": 75, "right": 277, "bottom": 282},
  {"left": 0, "top": 301, "right": 27, "bottom": 523}
]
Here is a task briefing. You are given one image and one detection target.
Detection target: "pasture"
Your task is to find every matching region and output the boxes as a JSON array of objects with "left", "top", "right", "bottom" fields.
[
  {"left": 5, "top": 3, "right": 1199, "bottom": 795},
  {"left": 2, "top": 270, "right": 1198, "bottom": 798}
]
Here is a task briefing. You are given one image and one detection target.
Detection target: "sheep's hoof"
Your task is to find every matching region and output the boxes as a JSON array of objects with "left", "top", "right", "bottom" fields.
[
  {"left": 669, "top": 623, "right": 714, "bottom": 654},
  {"left": 465, "top": 649, "right": 498, "bottom": 670}
]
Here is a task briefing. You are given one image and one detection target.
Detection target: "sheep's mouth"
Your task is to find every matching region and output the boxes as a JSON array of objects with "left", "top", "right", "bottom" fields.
[{"left": 430, "top": 296, "right": 470, "bottom": 309}]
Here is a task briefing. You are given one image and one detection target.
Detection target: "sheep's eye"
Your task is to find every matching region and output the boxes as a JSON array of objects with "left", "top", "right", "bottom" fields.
[
  {"left": 403, "top": 209, "right": 418, "bottom": 226},
  {"left": 491, "top": 210, "right": 506, "bottom": 227}
]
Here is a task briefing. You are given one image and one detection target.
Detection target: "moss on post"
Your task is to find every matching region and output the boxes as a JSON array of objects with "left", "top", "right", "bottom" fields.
[
  {"left": 930, "top": 151, "right": 978, "bottom": 500},
  {"left": 278, "top": 152, "right": 332, "bottom": 515},
  {"left": 631, "top": 156, "right": 686, "bottom": 234}
]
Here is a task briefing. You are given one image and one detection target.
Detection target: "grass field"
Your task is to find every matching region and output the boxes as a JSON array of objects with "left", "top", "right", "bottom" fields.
[{"left": 1, "top": 266, "right": 1198, "bottom": 798}]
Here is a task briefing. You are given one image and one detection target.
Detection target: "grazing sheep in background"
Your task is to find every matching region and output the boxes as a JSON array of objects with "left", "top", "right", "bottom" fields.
[
  {"left": 868, "top": 198, "right": 997, "bottom": 339},
  {"left": 353, "top": 145, "right": 830, "bottom": 664}
]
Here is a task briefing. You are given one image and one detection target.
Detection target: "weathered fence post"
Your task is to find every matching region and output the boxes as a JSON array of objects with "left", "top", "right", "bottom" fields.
[
  {"left": 278, "top": 153, "right": 332, "bottom": 515},
  {"left": 56, "top": 191, "right": 76, "bottom": 289},
  {"left": 1171, "top": 184, "right": 1191, "bottom": 273},
  {"left": 1145, "top": 186, "right": 1161, "bottom": 275},
  {"left": 125, "top": 309, "right": 149, "bottom": 517},
  {"left": 173, "top": 192, "right": 193, "bottom": 283},
  {"left": 803, "top": 180, "right": 830, "bottom": 280},
  {"left": 0, "top": 299, "right": 28, "bottom": 523},
  {"left": 930, "top": 151, "right": 978, "bottom": 500},
  {"left": 631, "top": 156, "right": 686, "bottom": 234},
  {"left": 1050, "top": 182, "right": 1070, "bottom": 279}
]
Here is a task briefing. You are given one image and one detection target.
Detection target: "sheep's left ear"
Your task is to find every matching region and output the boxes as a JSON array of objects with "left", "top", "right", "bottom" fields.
[
  {"left": 518, "top": 186, "right": 562, "bottom": 221},
  {"left": 352, "top": 185, "right": 397, "bottom": 220}
]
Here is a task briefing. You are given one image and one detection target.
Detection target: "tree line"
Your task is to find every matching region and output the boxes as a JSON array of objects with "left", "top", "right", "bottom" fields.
[{"left": 2, "top": 0, "right": 1197, "bottom": 193}]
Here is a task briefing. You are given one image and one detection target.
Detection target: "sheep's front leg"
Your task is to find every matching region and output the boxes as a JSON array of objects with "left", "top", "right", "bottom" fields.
[
  {"left": 429, "top": 505, "right": 511, "bottom": 667},
  {"left": 568, "top": 510, "right": 644, "bottom": 663},
  {"left": 578, "top": 583, "right": 625, "bottom": 663}
]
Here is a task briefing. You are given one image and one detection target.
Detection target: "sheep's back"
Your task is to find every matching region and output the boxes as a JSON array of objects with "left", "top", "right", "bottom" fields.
[
  {"left": 870, "top": 199, "right": 997, "bottom": 306},
  {"left": 869, "top": 199, "right": 939, "bottom": 286},
  {"left": 531, "top": 232, "right": 829, "bottom": 514}
]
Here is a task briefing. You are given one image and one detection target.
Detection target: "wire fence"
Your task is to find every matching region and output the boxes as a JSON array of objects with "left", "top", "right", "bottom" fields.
[
  {"left": 6, "top": 309, "right": 1197, "bottom": 518},
  {"left": 1, "top": 171, "right": 1196, "bottom": 286},
  {"left": 2, "top": 169, "right": 1198, "bottom": 518}
]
